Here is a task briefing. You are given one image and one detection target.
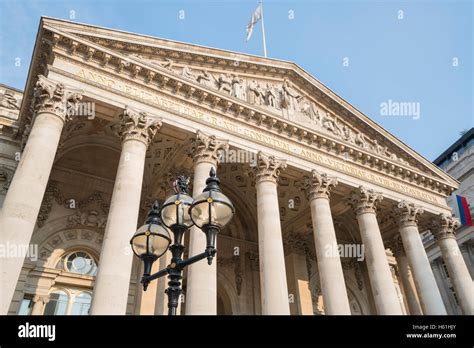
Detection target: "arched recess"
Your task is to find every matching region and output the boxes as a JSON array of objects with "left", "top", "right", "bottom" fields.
[
  {"left": 344, "top": 276, "right": 371, "bottom": 315},
  {"left": 219, "top": 180, "right": 257, "bottom": 242},
  {"left": 29, "top": 214, "right": 103, "bottom": 267},
  {"left": 216, "top": 269, "right": 240, "bottom": 315}
]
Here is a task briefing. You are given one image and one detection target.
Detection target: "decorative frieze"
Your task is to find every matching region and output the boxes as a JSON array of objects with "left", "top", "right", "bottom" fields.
[{"left": 33, "top": 27, "right": 458, "bottom": 200}]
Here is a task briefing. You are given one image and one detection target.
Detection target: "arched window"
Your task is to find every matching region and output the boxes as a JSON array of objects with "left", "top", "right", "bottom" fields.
[
  {"left": 43, "top": 290, "right": 69, "bottom": 315},
  {"left": 42, "top": 289, "right": 92, "bottom": 315},
  {"left": 70, "top": 292, "right": 92, "bottom": 315},
  {"left": 56, "top": 251, "right": 98, "bottom": 276}
]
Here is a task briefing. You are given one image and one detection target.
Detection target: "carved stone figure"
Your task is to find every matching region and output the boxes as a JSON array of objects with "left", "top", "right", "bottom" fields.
[
  {"left": 231, "top": 75, "right": 245, "bottom": 100},
  {"left": 264, "top": 83, "right": 277, "bottom": 108},
  {"left": 181, "top": 65, "right": 194, "bottom": 80},
  {"left": 373, "top": 140, "right": 388, "bottom": 156},
  {"left": 196, "top": 70, "right": 215, "bottom": 88},
  {"left": 248, "top": 80, "right": 264, "bottom": 105},
  {"left": 280, "top": 79, "right": 301, "bottom": 111},
  {"left": 217, "top": 73, "right": 232, "bottom": 94},
  {"left": 67, "top": 210, "right": 107, "bottom": 228},
  {"left": 321, "top": 112, "right": 337, "bottom": 133},
  {"left": 354, "top": 132, "right": 370, "bottom": 148},
  {"left": 158, "top": 58, "right": 173, "bottom": 71},
  {"left": 300, "top": 99, "right": 319, "bottom": 121},
  {"left": 0, "top": 90, "right": 19, "bottom": 109}
]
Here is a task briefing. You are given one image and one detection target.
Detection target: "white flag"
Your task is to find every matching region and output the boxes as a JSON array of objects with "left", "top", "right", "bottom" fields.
[{"left": 246, "top": 4, "right": 262, "bottom": 42}]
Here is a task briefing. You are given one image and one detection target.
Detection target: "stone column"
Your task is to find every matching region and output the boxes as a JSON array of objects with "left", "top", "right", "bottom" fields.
[
  {"left": 459, "top": 243, "right": 474, "bottom": 279},
  {"left": 90, "top": 108, "right": 161, "bottom": 315},
  {"left": 394, "top": 201, "right": 446, "bottom": 314},
  {"left": 185, "top": 131, "right": 228, "bottom": 315},
  {"left": 254, "top": 151, "right": 290, "bottom": 314},
  {"left": 431, "top": 214, "right": 474, "bottom": 315},
  {"left": 389, "top": 236, "right": 423, "bottom": 315},
  {"left": 350, "top": 186, "right": 402, "bottom": 314},
  {"left": 31, "top": 295, "right": 50, "bottom": 315},
  {"left": 0, "top": 75, "right": 83, "bottom": 314},
  {"left": 303, "top": 170, "right": 351, "bottom": 314}
]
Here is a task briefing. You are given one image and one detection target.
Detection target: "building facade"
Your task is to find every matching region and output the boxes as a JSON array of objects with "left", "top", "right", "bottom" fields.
[
  {"left": 423, "top": 129, "right": 474, "bottom": 315},
  {"left": 0, "top": 17, "right": 472, "bottom": 316}
]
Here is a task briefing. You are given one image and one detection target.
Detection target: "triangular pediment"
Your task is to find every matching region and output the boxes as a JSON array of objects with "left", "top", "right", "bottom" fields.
[{"left": 29, "top": 17, "right": 458, "bottom": 193}]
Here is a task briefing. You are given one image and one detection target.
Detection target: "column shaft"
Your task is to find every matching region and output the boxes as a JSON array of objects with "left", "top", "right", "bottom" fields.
[
  {"left": 256, "top": 180, "right": 290, "bottom": 314},
  {"left": 304, "top": 170, "right": 350, "bottom": 314},
  {"left": 432, "top": 214, "right": 474, "bottom": 315},
  {"left": 395, "top": 253, "right": 423, "bottom": 315},
  {"left": 255, "top": 152, "right": 289, "bottom": 315},
  {"left": 358, "top": 214, "right": 402, "bottom": 314},
  {"left": 399, "top": 225, "right": 446, "bottom": 314},
  {"left": 0, "top": 76, "right": 82, "bottom": 314},
  {"left": 438, "top": 237, "right": 474, "bottom": 314},
  {"left": 351, "top": 187, "right": 402, "bottom": 314},
  {"left": 90, "top": 139, "right": 147, "bottom": 314},
  {"left": 90, "top": 108, "right": 160, "bottom": 315},
  {"left": 185, "top": 131, "right": 227, "bottom": 315},
  {"left": 185, "top": 161, "right": 216, "bottom": 314}
]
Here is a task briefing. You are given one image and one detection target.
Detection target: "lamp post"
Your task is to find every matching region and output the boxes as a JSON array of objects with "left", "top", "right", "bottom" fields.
[{"left": 130, "top": 168, "right": 234, "bottom": 315}]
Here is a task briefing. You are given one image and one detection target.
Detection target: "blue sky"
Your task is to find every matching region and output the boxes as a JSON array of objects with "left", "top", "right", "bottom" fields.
[{"left": 0, "top": 0, "right": 472, "bottom": 160}]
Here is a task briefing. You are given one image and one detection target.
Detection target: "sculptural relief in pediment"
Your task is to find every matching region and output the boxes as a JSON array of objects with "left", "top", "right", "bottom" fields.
[{"left": 125, "top": 54, "right": 411, "bottom": 166}]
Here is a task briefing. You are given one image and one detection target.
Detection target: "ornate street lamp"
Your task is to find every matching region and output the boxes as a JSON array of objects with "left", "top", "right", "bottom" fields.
[{"left": 130, "top": 168, "right": 234, "bottom": 315}]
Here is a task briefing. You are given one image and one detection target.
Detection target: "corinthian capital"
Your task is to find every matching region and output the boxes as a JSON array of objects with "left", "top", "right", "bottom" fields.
[
  {"left": 191, "top": 130, "right": 229, "bottom": 165},
  {"left": 303, "top": 169, "right": 338, "bottom": 200},
  {"left": 350, "top": 186, "right": 383, "bottom": 215},
  {"left": 33, "top": 75, "right": 83, "bottom": 122},
  {"left": 430, "top": 213, "right": 461, "bottom": 240},
  {"left": 395, "top": 201, "right": 424, "bottom": 228},
  {"left": 254, "top": 151, "right": 287, "bottom": 184},
  {"left": 118, "top": 107, "right": 162, "bottom": 146}
]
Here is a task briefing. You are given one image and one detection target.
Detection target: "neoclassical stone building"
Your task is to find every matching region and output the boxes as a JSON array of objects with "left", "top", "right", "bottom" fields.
[
  {"left": 423, "top": 129, "right": 474, "bottom": 314},
  {"left": 0, "top": 17, "right": 472, "bottom": 316}
]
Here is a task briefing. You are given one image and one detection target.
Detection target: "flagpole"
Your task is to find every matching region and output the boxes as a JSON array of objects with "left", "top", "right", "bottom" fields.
[{"left": 260, "top": 0, "right": 268, "bottom": 57}]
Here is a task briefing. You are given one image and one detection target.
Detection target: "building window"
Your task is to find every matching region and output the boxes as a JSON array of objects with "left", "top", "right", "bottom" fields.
[
  {"left": 43, "top": 289, "right": 92, "bottom": 315},
  {"left": 70, "top": 292, "right": 92, "bottom": 315},
  {"left": 57, "top": 251, "right": 98, "bottom": 276},
  {"left": 17, "top": 295, "right": 33, "bottom": 315},
  {"left": 43, "top": 290, "right": 69, "bottom": 315},
  {"left": 449, "top": 286, "right": 460, "bottom": 306},
  {"left": 441, "top": 260, "right": 450, "bottom": 279}
]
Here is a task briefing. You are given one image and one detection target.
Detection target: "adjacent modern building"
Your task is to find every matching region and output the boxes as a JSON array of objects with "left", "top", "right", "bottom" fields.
[{"left": 0, "top": 17, "right": 472, "bottom": 316}]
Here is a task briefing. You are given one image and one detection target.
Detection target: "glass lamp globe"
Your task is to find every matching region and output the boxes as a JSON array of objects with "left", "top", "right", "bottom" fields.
[
  {"left": 160, "top": 176, "right": 194, "bottom": 229},
  {"left": 130, "top": 201, "right": 171, "bottom": 260},
  {"left": 190, "top": 167, "right": 235, "bottom": 229}
]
